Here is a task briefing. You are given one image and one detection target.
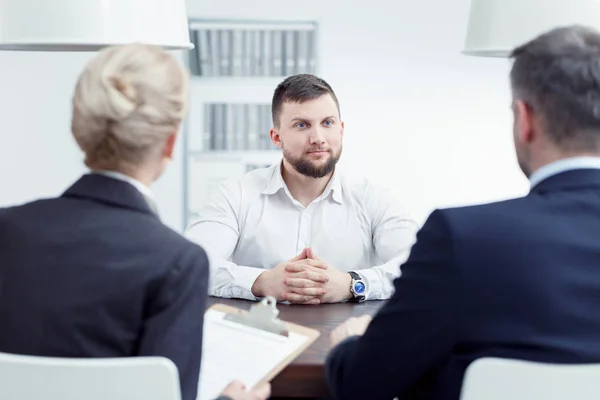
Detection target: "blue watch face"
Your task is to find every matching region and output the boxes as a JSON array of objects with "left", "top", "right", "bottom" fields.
[{"left": 353, "top": 281, "right": 366, "bottom": 294}]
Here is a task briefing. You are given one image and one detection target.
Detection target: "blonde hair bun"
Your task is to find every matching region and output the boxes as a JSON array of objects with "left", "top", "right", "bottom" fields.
[
  {"left": 103, "top": 75, "right": 139, "bottom": 121},
  {"left": 70, "top": 43, "right": 189, "bottom": 169}
]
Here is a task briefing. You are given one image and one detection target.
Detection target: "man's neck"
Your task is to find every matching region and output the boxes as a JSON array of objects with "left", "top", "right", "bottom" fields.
[{"left": 281, "top": 161, "right": 333, "bottom": 207}]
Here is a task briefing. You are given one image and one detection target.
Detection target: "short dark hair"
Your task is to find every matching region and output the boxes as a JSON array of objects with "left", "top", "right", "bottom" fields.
[
  {"left": 510, "top": 25, "right": 600, "bottom": 151},
  {"left": 271, "top": 74, "right": 340, "bottom": 128}
]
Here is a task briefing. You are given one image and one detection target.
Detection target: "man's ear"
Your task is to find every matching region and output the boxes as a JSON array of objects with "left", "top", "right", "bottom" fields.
[
  {"left": 270, "top": 128, "right": 283, "bottom": 149},
  {"left": 163, "top": 132, "right": 177, "bottom": 159}
]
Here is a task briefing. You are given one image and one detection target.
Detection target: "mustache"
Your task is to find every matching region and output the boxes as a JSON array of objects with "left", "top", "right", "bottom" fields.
[{"left": 306, "top": 148, "right": 330, "bottom": 153}]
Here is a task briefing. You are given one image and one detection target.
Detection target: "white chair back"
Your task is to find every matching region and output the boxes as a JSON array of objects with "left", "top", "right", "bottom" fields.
[
  {"left": 0, "top": 352, "right": 181, "bottom": 400},
  {"left": 460, "top": 357, "right": 600, "bottom": 400}
]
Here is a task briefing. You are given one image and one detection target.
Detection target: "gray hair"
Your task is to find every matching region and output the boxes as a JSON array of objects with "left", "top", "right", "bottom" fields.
[
  {"left": 71, "top": 43, "right": 189, "bottom": 171},
  {"left": 510, "top": 25, "right": 600, "bottom": 151}
]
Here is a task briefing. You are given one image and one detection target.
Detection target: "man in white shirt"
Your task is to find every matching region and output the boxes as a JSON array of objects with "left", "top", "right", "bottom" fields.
[{"left": 186, "top": 74, "right": 418, "bottom": 304}]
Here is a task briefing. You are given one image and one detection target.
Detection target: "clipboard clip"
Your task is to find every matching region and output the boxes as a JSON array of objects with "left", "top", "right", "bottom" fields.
[{"left": 223, "top": 296, "right": 290, "bottom": 337}]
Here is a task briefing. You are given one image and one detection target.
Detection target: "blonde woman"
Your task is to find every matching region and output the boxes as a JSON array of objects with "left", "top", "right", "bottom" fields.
[{"left": 0, "top": 44, "right": 269, "bottom": 400}]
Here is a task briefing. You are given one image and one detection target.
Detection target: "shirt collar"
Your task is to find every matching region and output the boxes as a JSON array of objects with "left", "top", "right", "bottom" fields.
[
  {"left": 91, "top": 170, "right": 154, "bottom": 200},
  {"left": 261, "top": 161, "right": 343, "bottom": 204},
  {"left": 529, "top": 156, "right": 600, "bottom": 189}
]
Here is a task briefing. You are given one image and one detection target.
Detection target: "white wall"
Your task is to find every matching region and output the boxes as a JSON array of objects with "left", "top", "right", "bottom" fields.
[
  {"left": 0, "top": 50, "right": 186, "bottom": 230},
  {"left": 0, "top": 0, "right": 529, "bottom": 232},
  {"left": 0, "top": 51, "right": 90, "bottom": 207}
]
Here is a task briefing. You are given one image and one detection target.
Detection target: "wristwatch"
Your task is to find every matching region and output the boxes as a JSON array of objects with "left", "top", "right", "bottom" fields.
[{"left": 348, "top": 271, "right": 366, "bottom": 302}]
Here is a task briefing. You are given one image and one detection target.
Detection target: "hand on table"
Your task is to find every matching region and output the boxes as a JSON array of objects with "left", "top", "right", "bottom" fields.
[
  {"left": 251, "top": 248, "right": 329, "bottom": 304},
  {"left": 219, "top": 380, "right": 270, "bottom": 400},
  {"left": 251, "top": 248, "right": 353, "bottom": 304},
  {"left": 330, "top": 315, "right": 373, "bottom": 348},
  {"left": 284, "top": 248, "right": 353, "bottom": 304}
]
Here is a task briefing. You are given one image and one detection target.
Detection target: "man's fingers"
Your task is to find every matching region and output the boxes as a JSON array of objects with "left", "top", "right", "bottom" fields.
[
  {"left": 225, "top": 380, "right": 245, "bottom": 390},
  {"left": 285, "top": 261, "right": 327, "bottom": 273},
  {"left": 286, "top": 271, "right": 328, "bottom": 284},
  {"left": 306, "top": 247, "right": 320, "bottom": 259},
  {"left": 284, "top": 277, "right": 325, "bottom": 288},
  {"left": 220, "top": 380, "right": 246, "bottom": 396},
  {"left": 288, "top": 248, "right": 308, "bottom": 262},
  {"left": 284, "top": 263, "right": 306, "bottom": 273},
  {"left": 301, "top": 270, "right": 329, "bottom": 282},
  {"left": 283, "top": 292, "right": 322, "bottom": 303},
  {"left": 303, "top": 258, "right": 328, "bottom": 269},
  {"left": 288, "top": 286, "right": 326, "bottom": 296},
  {"left": 251, "top": 383, "right": 271, "bottom": 400}
]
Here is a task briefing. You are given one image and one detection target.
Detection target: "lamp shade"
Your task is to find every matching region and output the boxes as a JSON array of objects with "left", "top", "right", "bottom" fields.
[
  {"left": 0, "top": 0, "right": 193, "bottom": 51},
  {"left": 463, "top": 0, "right": 600, "bottom": 57}
]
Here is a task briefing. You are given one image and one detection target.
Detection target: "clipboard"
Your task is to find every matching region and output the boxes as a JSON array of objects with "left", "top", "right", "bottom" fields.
[{"left": 197, "top": 296, "right": 320, "bottom": 400}]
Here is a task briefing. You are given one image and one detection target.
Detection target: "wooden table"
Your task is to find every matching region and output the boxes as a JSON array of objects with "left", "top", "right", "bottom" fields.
[{"left": 206, "top": 297, "right": 386, "bottom": 399}]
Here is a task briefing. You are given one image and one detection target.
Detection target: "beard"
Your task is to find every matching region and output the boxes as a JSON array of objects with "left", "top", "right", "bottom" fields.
[{"left": 283, "top": 146, "right": 342, "bottom": 178}]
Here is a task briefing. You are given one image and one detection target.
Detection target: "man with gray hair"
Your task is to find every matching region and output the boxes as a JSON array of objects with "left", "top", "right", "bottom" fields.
[{"left": 325, "top": 25, "right": 600, "bottom": 399}]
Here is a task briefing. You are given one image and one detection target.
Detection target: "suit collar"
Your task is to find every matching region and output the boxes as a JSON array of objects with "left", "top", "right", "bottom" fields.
[
  {"left": 62, "top": 174, "right": 158, "bottom": 218},
  {"left": 530, "top": 169, "right": 600, "bottom": 194},
  {"left": 91, "top": 170, "right": 154, "bottom": 200},
  {"left": 529, "top": 156, "right": 600, "bottom": 189}
]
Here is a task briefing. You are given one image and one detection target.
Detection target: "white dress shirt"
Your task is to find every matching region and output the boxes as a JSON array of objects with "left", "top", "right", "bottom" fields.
[
  {"left": 529, "top": 156, "right": 600, "bottom": 188},
  {"left": 185, "top": 161, "right": 418, "bottom": 301}
]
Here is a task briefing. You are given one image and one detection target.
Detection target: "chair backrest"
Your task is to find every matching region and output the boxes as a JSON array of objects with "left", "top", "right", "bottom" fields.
[
  {"left": 460, "top": 357, "right": 600, "bottom": 400},
  {"left": 0, "top": 352, "right": 181, "bottom": 400}
]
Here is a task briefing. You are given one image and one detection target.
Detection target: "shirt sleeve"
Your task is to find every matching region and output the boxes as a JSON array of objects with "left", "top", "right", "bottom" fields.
[
  {"left": 185, "top": 180, "right": 265, "bottom": 300},
  {"left": 354, "top": 183, "right": 419, "bottom": 300}
]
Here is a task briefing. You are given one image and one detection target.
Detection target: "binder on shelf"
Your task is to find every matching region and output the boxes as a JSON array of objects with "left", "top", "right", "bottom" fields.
[
  {"left": 232, "top": 30, "right": 243, "bottom": 77},
  {"left": 259, "top": 30, "right": 268, "bottom": 77},
  {"left": 197, "top": 297, "right": 320, "bottom": 400},
  {"left": 197, "top": 30, "right": 211, "bottom": 77},
  {"left": 284, "top": 30, "right": 296, "bottom": 75},
  {"left": 241, "top": 30, "right": 250, "bottom": 76},
  {"left": 271, "top": 30, "right": 282, "bottom": 76},
  {"left": 261, "top": 104, "right": 272, "bottom": 150},
  {"left": 307, "top": 30, "right": 317, "bottom": 74},
  {"left": 202, "top": 103, "right": 211, "bottom": 152},
  {"left": 188, "top": 20, "right": 318, "bottom": 77},
  {"left": 252, "top": 30, "right": 261, "bottom": 77},
  {"left": 247, "top": 104, "right": 259, "bottom": 150},
  {"left": 296, "top": 30, "right": 308, "bottom": 72},
  {"left": 219, "top": 30, "right": 230, "bottom": 77},
  {"left": 209, "top": 30, "right": 220, "bottom": 76}
]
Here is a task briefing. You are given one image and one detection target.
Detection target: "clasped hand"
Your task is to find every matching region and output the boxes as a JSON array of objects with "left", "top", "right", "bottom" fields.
[{"left": 251, "top": 248, "right": 352, "bottom": 304}]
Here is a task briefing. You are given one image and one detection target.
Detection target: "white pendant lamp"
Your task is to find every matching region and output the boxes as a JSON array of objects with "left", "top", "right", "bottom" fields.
[
  {"left": 463, "top": 0, "right": 600, "bottom": 57},
  {"left": 0, "top": 0, "right": 193, "bottom": 51}
]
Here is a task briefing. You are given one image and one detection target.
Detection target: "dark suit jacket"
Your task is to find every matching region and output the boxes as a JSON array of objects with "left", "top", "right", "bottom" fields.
[
  {"left": 0, "top": 174, "right": 208, "bottom": 400},
  {"left": 326, "top": 169, "right": 600, "bottom": 400}
]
